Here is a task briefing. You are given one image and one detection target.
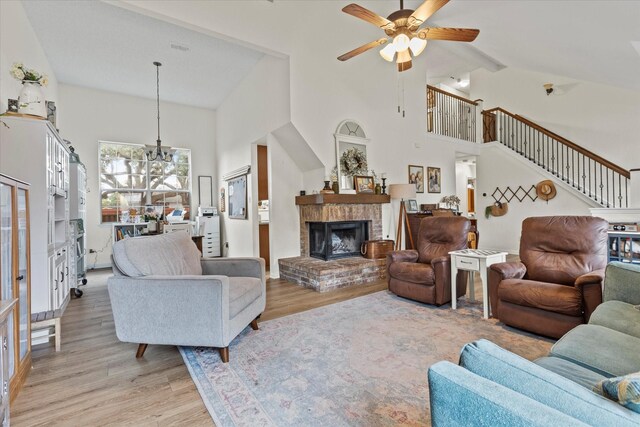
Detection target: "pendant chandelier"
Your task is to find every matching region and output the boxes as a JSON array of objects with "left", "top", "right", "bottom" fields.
[{"left": 146, "top": 61, "right": 173, "bottom": 162}]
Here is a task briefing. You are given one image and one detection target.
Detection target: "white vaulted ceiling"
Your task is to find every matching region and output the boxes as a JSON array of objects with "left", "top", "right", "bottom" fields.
[
  {"left": 22, "top": 1, "right": 265, "bottom": 109},
  {"left": 21, "top": 0, "right": 640, "bottom": 111}
]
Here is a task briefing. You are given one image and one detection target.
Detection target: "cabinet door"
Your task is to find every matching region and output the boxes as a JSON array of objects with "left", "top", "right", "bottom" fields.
[
  {"left": 16, "top": 188, "right": 30, "bottom": 362},
  {"left": 48, "top": 254, "right": 57, "bottom": 311},
  {"left": 0, "top": 183, "right": 15, "bottom": 379}
]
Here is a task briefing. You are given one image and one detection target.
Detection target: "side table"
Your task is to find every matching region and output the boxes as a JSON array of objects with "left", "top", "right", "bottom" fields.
[{"left": 449, "top": 249, "right": 508, "bottom": 319}]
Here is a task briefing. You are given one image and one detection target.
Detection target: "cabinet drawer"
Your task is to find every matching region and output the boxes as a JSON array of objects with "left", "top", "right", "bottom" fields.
[{"left": 455, "top": 256, "right": 479, "bottom": 271}]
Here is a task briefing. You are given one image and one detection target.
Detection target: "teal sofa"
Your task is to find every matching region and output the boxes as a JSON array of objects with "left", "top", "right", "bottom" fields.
[{"left": 428, "top": 262, "right": 640, "bottom": 426}]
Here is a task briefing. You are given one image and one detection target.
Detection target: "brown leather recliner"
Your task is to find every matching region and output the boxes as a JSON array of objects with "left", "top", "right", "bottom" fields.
[
  {"left": 387, "top": 216, "right": 470, "bottom": 305},
  {"left": 488, "top": 216, "right": 608, "bottom": 339}
]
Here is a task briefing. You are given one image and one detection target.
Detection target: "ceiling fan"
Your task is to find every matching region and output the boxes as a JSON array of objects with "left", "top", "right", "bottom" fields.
[{"left": 337, "top": 0, "right": 479, "bottom": 72}]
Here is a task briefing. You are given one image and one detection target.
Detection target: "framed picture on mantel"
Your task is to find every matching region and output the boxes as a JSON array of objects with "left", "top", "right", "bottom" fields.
[{"left": 354, "top": 175, "right": 374, "bottom": 194}]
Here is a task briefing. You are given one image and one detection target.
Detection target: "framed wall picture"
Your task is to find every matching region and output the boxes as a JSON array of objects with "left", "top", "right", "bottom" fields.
[
  {"left": 228, "top": 175, "right": 247, "bottom": 219},
  {"left": 406, "top": 199, "right": 418, "bottom": 212},
  {"left": 408, "top": 165, "right": 424, "bottom": 193},
  {"left": 428, "top": 167, "right": 442, "bottom": 193},
  {"left": 354, "top": 175, "right": 374, "bottom": 193}
]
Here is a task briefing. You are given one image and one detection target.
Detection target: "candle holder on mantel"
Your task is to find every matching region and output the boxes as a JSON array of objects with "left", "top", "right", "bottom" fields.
[
  {"left": 381, "top": 177, "right": 387, "bottom": 195},
  {"left": 320, "top": 180, "right": 334, "bottom": 194}
]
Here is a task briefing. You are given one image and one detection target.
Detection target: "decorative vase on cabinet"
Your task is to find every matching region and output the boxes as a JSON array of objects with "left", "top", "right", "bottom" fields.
[{"left": 18, "top": 81, "right": 46, "bottom": 118}]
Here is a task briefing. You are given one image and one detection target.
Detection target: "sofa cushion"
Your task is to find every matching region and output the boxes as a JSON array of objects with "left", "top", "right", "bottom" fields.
[
  {"left": 459, "top": 339, "right": 640, "bottom": 426},
  {"left": 551, "top": 324, "right": 640, "bottom": 377},
  {"left": 594, "top": 371, "right": 640, "bottom": 414},
  {"left": 428, "top": 361, "right": 589, "bottom": 427},
  {"left": 459, "top": 339, "right": 639, "bottom": 426},
  {"left": 112, "top": 232, "right": 202, "bottom": 277},
  {"left": 229, "top": 277, "right": 262, "bottom": 319},
  {"left": 388, "top": 261, "right": 434, "bottom": 284},
  {"left": 534, "top": 356, "right": 607, "bottom": 389},
  {"left": 590, "top": 300, "right": 640, "bottom": 339},
  {"left": 498, "top": 279, "right": 582, "bottom": 316},
  {"left": 604, "top": 262, "right": 640, "bottom": 305}
]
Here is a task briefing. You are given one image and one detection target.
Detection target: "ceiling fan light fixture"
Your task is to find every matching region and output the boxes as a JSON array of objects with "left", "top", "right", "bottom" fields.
[
  {"left": 392, "top": 33, "right": 410, "bottom": 52},
  {"left": 379, "top": 43, "right": 396, "bottom": 62},
  {"left": 408, "top": 37, "right": 427, "bottom": 56}
]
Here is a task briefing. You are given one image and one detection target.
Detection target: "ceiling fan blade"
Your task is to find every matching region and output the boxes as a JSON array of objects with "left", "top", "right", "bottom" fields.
[
  {"left": 398, "top": 59, "right": 412, "bottom": 72},
  {"left": 337, "top": 38, "right": 388, "bottom": 61},
  {"left": 342, "top": 4, "right": 396, "bottom": 31},
  {"left": 408, "top": 0, "right": 449, "bottom": 30},
  {"left": 417, "top": 27, "right": 479, "bottom": 42}
]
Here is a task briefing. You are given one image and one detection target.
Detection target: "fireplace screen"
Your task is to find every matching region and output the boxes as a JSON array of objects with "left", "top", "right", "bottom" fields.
[{"left": 309, "top": 221, "right": 369, "bottom": 261}]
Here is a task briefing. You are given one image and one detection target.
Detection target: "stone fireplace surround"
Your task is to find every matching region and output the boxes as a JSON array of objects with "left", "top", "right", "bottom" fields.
[{"left": 279, "top": 194, "right": 391, "bottom": 292}]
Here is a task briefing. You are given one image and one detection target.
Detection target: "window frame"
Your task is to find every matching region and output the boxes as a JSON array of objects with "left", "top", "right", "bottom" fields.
[{"left": 98, "top": 140, "right": 192, "bottom": 224}]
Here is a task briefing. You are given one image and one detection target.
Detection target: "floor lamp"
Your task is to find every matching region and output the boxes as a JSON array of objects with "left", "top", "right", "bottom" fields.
[{"left": 389, "top": 184, "right": 417, "bottom": 250}]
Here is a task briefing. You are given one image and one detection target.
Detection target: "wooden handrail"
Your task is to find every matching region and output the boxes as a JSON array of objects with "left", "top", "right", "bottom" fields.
[
  {"left": 427, "top": 85, "right": 478, "bottom": 106},
  {"left": 483, "top": 107, "right": 630, "bottom": 178}
]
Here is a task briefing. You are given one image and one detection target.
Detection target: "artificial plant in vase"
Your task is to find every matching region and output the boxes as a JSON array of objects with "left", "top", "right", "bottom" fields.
[{"left": 10, "top": 62, "right": 48, "bottom": 117}]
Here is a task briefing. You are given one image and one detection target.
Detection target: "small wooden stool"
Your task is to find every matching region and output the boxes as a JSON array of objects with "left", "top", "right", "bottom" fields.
[{"left": 31, "top": 317, "right": 62, "bottom": 352}]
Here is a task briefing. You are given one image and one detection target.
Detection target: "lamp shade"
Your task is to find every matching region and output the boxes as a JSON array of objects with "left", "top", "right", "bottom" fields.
[{"left": 389, "top": 184, "right": 416, "bottom": 200}]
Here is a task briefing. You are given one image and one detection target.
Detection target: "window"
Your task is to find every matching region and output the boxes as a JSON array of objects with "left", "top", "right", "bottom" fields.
[{"left": 99, "top": 141, "right": 191, "bottom": 223}]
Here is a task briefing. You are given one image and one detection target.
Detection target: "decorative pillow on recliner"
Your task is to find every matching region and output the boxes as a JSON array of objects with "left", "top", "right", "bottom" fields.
[
  {"left": 112, "top": 231, "right": 202, "bottom": 277},
  {"left": 594, "top": 372, "right": 640, "bottom": 414}
]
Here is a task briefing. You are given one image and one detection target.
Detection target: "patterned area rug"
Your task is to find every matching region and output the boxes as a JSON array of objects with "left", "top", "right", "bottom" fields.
[{"left": 180, "top": 291, "right": 552, "bottom": 426}]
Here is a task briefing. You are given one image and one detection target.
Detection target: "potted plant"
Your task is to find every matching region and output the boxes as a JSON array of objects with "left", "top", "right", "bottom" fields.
[
  {"left": 10, "top": 63, "right": 49, "bottom": 117},
  {"left": 442, "top": 195, "right": 461, "bottom": 214}
]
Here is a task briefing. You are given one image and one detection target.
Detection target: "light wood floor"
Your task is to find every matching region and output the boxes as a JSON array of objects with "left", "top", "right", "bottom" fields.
[{"left": 11, "top": 270, "right": 388, "bottom": 426}]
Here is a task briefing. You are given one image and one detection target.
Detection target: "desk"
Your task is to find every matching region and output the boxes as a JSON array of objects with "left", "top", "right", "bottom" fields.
[{"left": 449, "top": 249, "right": 507, "bottom": 319}]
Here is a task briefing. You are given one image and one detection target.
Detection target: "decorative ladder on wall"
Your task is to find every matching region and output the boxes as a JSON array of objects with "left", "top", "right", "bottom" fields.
[
  {"left": 482, "top": 108, "right": 629, "bottom": 208},
  {"left": 425, "top": 86, "right": 630, "bottom": 208}
]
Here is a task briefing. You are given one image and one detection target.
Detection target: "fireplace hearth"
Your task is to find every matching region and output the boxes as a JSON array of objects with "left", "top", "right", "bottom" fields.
[
  {"left": 309, "top": 221, "right": 368, "bottom": 261},
  {"left": 279, "top": 194, "right": 390, "bottom": 292}
]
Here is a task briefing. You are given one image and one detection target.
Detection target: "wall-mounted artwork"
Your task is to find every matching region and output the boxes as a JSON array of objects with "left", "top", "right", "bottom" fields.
[
  {"left": 408, "top": 165, "right": 424, "bottom": 193},
  {"left": 228, "top": 175, "right": 247, "bottom": 219},
  {"left": 427, "top": 167, "right": 441, "bottom": 193}
]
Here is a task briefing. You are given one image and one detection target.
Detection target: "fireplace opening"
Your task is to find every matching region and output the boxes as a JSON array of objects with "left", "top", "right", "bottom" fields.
[{"left": 309, "top": 221, "right": 369, "bottom": 261}]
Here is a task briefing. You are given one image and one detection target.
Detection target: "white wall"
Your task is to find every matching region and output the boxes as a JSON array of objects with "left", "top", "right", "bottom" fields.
[
  {"left": 121, "top": 1, "right": 472, "bottom": 268},
  {"left": 268, "top": 133, "right": 304, "bottom": 276},
  {"left": 476, "top": 143, "right": 597, "bottom": 253},
  {"left": 471, "top": 67, "right": 640, "bottom": 170},
  {"left": 215, "top": 56, "right": 291, "bottom": 260},
  {"left": 58, "top": 84, "right": 215, "bottom": 267},
  {"left": 0, "top": 1, "right": 59, "bottom": 117}
]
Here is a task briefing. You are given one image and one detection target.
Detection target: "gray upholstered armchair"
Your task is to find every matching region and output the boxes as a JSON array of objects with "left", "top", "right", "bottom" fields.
[{"left": 107, "top": 231, "right": 265, "bottom": 363}]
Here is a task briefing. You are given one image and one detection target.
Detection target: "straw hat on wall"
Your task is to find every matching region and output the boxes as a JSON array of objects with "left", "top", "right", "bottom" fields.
[{"left": 536, "top": 180, "right": 557, "bottom": 201}]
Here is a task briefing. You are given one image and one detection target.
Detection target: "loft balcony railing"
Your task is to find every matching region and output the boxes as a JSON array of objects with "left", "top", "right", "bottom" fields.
[
  {"left": 426, "top": 85, "right": 478, "bottom": 143},
  {"left": 425, "top": 86, "right": 630, "bottom": 208},
  {"left": 483, "top": 107, "right": 630, "bottom": 208}
]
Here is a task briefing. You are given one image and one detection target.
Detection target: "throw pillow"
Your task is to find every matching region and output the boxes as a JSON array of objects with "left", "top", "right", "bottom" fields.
[{"left": 594, "top": 371, "right": 640, "bottom": 414}]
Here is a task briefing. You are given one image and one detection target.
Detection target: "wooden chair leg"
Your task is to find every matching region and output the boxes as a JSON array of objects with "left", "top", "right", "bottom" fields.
[
  {"left": 219, "top": 347, "right": 229, "bottom": 363},
  {"left": 136, "top": 343, "right": 148, "bottom": 358},
  {"left": 250, "top": 318, "right": 259, "bottom": 330}
]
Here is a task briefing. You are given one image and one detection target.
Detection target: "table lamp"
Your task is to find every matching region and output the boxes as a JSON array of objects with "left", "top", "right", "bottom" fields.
[{"left": 389, "top": 184, "right": 417, "bottom": 250}]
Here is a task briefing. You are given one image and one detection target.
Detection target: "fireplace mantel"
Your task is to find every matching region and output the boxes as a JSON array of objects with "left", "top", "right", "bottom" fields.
[{"left": 295, "top": 194, "right": 390, "bottom": 205}]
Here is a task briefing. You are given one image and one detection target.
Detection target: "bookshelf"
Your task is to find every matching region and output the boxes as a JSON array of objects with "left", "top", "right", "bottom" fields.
[{"left": 112, "top": 223, "right": 149, "bottom": 242}]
